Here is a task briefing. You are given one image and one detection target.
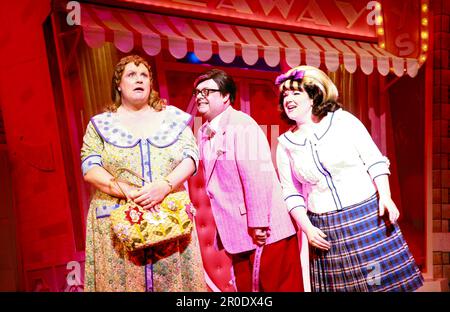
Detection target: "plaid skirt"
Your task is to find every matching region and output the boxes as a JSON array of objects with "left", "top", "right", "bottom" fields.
[{"left": 308, "top": 194, "right": 424, "bottom": 292}]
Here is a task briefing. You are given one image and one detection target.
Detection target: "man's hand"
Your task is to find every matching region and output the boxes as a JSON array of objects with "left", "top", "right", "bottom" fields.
[{"left": 250, "top": 227, "right": 269, "bottom": 246}]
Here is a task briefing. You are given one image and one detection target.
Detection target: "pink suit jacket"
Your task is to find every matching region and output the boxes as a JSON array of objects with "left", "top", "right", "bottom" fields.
[{"left": 197, "top": 107, "right": 296, "bottom": 254}]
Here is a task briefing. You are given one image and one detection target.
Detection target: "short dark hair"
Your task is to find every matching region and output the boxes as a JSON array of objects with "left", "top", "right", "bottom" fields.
[{"left": 194, "top": 69, "right": 236, "bottom": 104}]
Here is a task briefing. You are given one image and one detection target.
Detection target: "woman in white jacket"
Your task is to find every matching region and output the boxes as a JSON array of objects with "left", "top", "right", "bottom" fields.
[{"left": 275, "top": 65, "right": 423, "bottom": 292}]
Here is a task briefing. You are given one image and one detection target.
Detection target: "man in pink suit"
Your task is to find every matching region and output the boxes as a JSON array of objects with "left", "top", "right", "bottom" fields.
[{"left": 194, "top": 69, "right": 303, "bottom": 292}]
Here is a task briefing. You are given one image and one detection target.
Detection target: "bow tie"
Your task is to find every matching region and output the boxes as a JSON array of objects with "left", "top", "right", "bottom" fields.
[{"left": 202, "top": 125, "right": 216, "bottom": 140}]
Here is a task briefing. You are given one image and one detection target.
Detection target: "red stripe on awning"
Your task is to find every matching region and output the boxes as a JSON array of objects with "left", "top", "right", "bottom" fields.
[{"left": 79, "top": 3, "right": 419, "bottom": 77}]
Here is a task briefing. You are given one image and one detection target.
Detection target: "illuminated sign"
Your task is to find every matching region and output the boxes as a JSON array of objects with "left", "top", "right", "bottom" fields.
[{"left": 121, "top": 0, "right": 377, "bottom": 39}]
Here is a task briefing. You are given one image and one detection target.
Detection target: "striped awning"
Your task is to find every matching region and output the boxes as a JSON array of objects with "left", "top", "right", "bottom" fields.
[{"left": 80, "top": 4, "right": 419, "bottom": 77}]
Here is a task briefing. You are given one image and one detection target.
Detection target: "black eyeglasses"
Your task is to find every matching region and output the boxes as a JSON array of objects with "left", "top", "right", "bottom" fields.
[{"left": 192, "top": 88, "right": 221, "bottom": 97}]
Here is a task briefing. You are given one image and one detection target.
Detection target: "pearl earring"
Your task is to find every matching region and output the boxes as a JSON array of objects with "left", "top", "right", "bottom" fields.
[{"left": 118, "top": 87, "right": 121, "bottom": 92}]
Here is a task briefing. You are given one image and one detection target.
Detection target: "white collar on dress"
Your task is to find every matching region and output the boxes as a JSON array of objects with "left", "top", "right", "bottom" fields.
[{"left": 91, "top": 105, "right": 192, "bottom": 148}]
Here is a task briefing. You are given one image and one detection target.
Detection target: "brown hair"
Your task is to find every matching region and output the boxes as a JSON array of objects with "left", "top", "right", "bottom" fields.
[
  {"left": 107, "top": 55, "right": 166, "bottom": 112},
  {"left": 277, "top": 66, "right": 341, "bottom": 123}
]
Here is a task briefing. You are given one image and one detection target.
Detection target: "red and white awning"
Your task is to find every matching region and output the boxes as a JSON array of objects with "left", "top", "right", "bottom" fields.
[{"left": 80, "top": 4, "right": 419, "bottom": 77}]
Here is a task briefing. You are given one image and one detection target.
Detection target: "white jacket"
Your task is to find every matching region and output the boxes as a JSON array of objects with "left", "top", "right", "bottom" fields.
[{"left": 277, "top": 109, "right": 390, "bottom": 214}]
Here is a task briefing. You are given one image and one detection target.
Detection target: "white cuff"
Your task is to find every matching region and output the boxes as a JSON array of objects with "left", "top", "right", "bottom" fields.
[
  {"left": 183, "top": 149, "right": 199, "bottom": 176},
  {"left": 367, "top": 157, "right": 390, "bottom": 181},
  {"left": 284, "top": 194, "right": 306, "bottom": 213}
]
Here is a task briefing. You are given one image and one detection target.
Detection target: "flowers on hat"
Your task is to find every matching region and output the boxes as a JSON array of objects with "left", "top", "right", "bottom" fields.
[{"left": 275, "top": 69, "right": 305, "bottom": 86}]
